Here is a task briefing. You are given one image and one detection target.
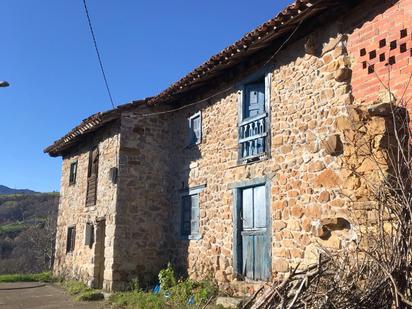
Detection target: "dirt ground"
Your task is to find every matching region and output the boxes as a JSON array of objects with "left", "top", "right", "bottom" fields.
[{"left": 0, "top": 282, "right": 107, "bottom": 309}]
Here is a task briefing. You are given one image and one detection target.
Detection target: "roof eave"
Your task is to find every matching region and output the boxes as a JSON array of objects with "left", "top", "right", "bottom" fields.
[{"left": 44, "top": 99, "right": 149, "bottom": 157}]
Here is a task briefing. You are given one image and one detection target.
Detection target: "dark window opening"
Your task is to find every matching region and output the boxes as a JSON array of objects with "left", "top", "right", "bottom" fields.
[
  {"left": 368, "top": 64, "right": 375, "bottom": 74},
  {"left": 66, "top": 226, "right": 76, "bottom": 253},
  {"left": 379, "top": 39, "right": 386, "bottom": 48},
  {"left": 400, "top": 43, "right": 407, "bottom": 53},
  {"left": 379, "top": 53, "right": 386, "bottom": 62},
  {"left": 84, "top": 223, "right": 94, "bottom": 248},
  {"left": 88, "top": 147, "right": 99, "bottom": 178},
  {"left": 69, "top": 161, "right": 77, "bottom": 185},
  {"left": 390, "top": 40, "right": 397, "bottom": 50},
  {"left": 389, "top": 56, "right": 396, "bottom": 65},
  {"left": 369, "top": 50, "right": 376, "bottom": 59},
  {"left": 360, "top": 48, "right": 366, "bottom": 56},
  {"left": 400, "top": 29, "right": 408, "bottom": 39},
  {"left": 362, "top": 61, "right": 367, "bottom": 69}
]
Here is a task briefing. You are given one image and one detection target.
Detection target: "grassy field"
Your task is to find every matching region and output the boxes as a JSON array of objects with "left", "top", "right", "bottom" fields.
[
  {"left": 0, "top": 223, "right": 27, "bottom": 236},
  {"left": 0, "top": 272, "right": 52, "bottom": 282}
]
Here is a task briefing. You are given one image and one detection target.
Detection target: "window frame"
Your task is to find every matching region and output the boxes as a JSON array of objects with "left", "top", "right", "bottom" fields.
[
  {"left": 237, "top": 71, "right": 272, "bottom": 163},
  {"left": 66, "top": 226, "right": 76, "bottom": 254},
  {"left": 187, "top": 111, "right": 202, "bottom": 146},
  {"left": 69, "top": 161, "right": 78, "bottom": 185},
  {"left": 180, "top": 185, "right": 205, "bottom": 240}
]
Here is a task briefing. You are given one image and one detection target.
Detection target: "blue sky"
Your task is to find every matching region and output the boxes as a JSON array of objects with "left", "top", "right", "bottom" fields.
[{"left": 0, "top": 0, "right": 291, "bottom": 192}]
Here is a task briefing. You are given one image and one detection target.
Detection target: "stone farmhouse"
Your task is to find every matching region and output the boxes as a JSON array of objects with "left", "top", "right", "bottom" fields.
[{"left": 45, "top": 0, "right": 412, "bottom": 291}]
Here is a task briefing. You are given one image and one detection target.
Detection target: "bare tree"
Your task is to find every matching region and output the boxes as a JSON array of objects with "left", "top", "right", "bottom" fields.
[{"left": 18, "top": 209, "right": 57, "bottom": 271}]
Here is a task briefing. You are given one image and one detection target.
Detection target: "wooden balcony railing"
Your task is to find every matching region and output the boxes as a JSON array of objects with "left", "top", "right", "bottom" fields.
[{"left": 239, "top": 113, "right": 268, "bottom": 160}]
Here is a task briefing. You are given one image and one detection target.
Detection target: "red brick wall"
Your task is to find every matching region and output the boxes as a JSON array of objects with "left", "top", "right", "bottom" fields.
[{"left": 347, "top": 0, "right": 412, "bottom": 106}]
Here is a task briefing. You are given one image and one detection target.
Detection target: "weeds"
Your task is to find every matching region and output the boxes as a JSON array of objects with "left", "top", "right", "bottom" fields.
[
  {"left": 158, "top": 262, "right": 176, "bottom": 290},
  {"left": 62, "top": 280, "right": 104, "bottom": 302},
  {"left": 110, "top": 290, "right": 167, "bottom": 309},
  {"left": 109, "top": 264, "right": 219, "bottom": 308}
]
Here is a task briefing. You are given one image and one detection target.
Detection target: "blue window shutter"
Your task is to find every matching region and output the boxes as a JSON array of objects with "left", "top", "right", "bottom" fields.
[
  {"left": 188, "top": 112, "right": 201, "bottom": 145},
  {"left": 192, "top": 115, "right": 201, "bottom": 143},
  {"left": 244, "top": 82, "right": 265, "bottom": 119},
  {"left": 181, "top": 196, "right": 191, "bottom": 236},
  {"left": 187, "top": 118, "right": 194, "bottom": 145},
  {"left": 191, "top": 194, "right": 200, "bottom": 235}
]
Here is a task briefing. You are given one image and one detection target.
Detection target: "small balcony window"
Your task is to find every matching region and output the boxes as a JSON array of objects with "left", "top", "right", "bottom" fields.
[{"left": 238, "top": 76, "right": 270, "bottom": 161}]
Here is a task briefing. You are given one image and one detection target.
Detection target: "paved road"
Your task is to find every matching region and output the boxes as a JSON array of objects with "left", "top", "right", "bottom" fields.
[{"left": 0, "top": 282, "right": 106, "bottom": 309}]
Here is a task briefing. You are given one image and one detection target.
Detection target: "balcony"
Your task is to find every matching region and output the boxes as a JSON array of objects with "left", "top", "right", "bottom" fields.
[{"left": 239, "top": 113, "right": 268, "bottom": 161}]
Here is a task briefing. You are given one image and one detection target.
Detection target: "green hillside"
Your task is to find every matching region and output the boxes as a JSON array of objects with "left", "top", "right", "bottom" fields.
[{"left": 0, "top": 193, "right": 59, "bottom": 274}]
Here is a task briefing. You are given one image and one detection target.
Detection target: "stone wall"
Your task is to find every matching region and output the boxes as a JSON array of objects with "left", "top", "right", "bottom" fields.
[
  {"left": 158, "top": 0, "right": 411, "bottom": 290},
  {"left": 53, "top": 121, "right": 120, "bottom": 290},
  {"left": 112, "top": 108, "right": 176, "bottom": 290},
  {"left": 109, "top": 11, "right": 397, "bottom": 291},
  {"left": 165, "top": 23, "right": 355, "bottom": 290}
]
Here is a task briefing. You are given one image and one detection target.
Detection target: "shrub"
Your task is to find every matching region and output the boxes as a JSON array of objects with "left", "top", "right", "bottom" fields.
[
  {"left": 169, "top": 279, "right": 218, "bottom": 306},
  {"left": 158, "top": 263, "right": 176, "bottom": 290},
  {"left": 193, "top": 279, "right": 218, "bottom": 304}
]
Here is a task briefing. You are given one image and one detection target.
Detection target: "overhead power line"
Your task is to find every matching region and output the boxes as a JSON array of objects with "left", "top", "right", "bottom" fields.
[{"left": 82, "top": 0, "right": 115, "bottom": 109}]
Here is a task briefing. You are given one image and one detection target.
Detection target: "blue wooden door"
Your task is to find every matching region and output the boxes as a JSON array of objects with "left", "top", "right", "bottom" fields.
[{"left": 240, "top": 185, "right": 269, "bottom": 280}]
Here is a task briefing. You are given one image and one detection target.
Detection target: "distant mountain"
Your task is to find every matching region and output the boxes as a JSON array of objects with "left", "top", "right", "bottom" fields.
[{"left": 0, "top": 185, "right": 37, "bottom": 195}]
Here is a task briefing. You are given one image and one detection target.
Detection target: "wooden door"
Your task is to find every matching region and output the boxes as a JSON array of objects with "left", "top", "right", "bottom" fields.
[{"left": 240, "top": 185, "right": 270, "bottom": 280}]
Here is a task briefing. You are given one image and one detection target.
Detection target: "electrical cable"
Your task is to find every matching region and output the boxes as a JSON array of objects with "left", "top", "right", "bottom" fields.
[{"left": 82, "top": 0, "right": 115, "bottom": 109}]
